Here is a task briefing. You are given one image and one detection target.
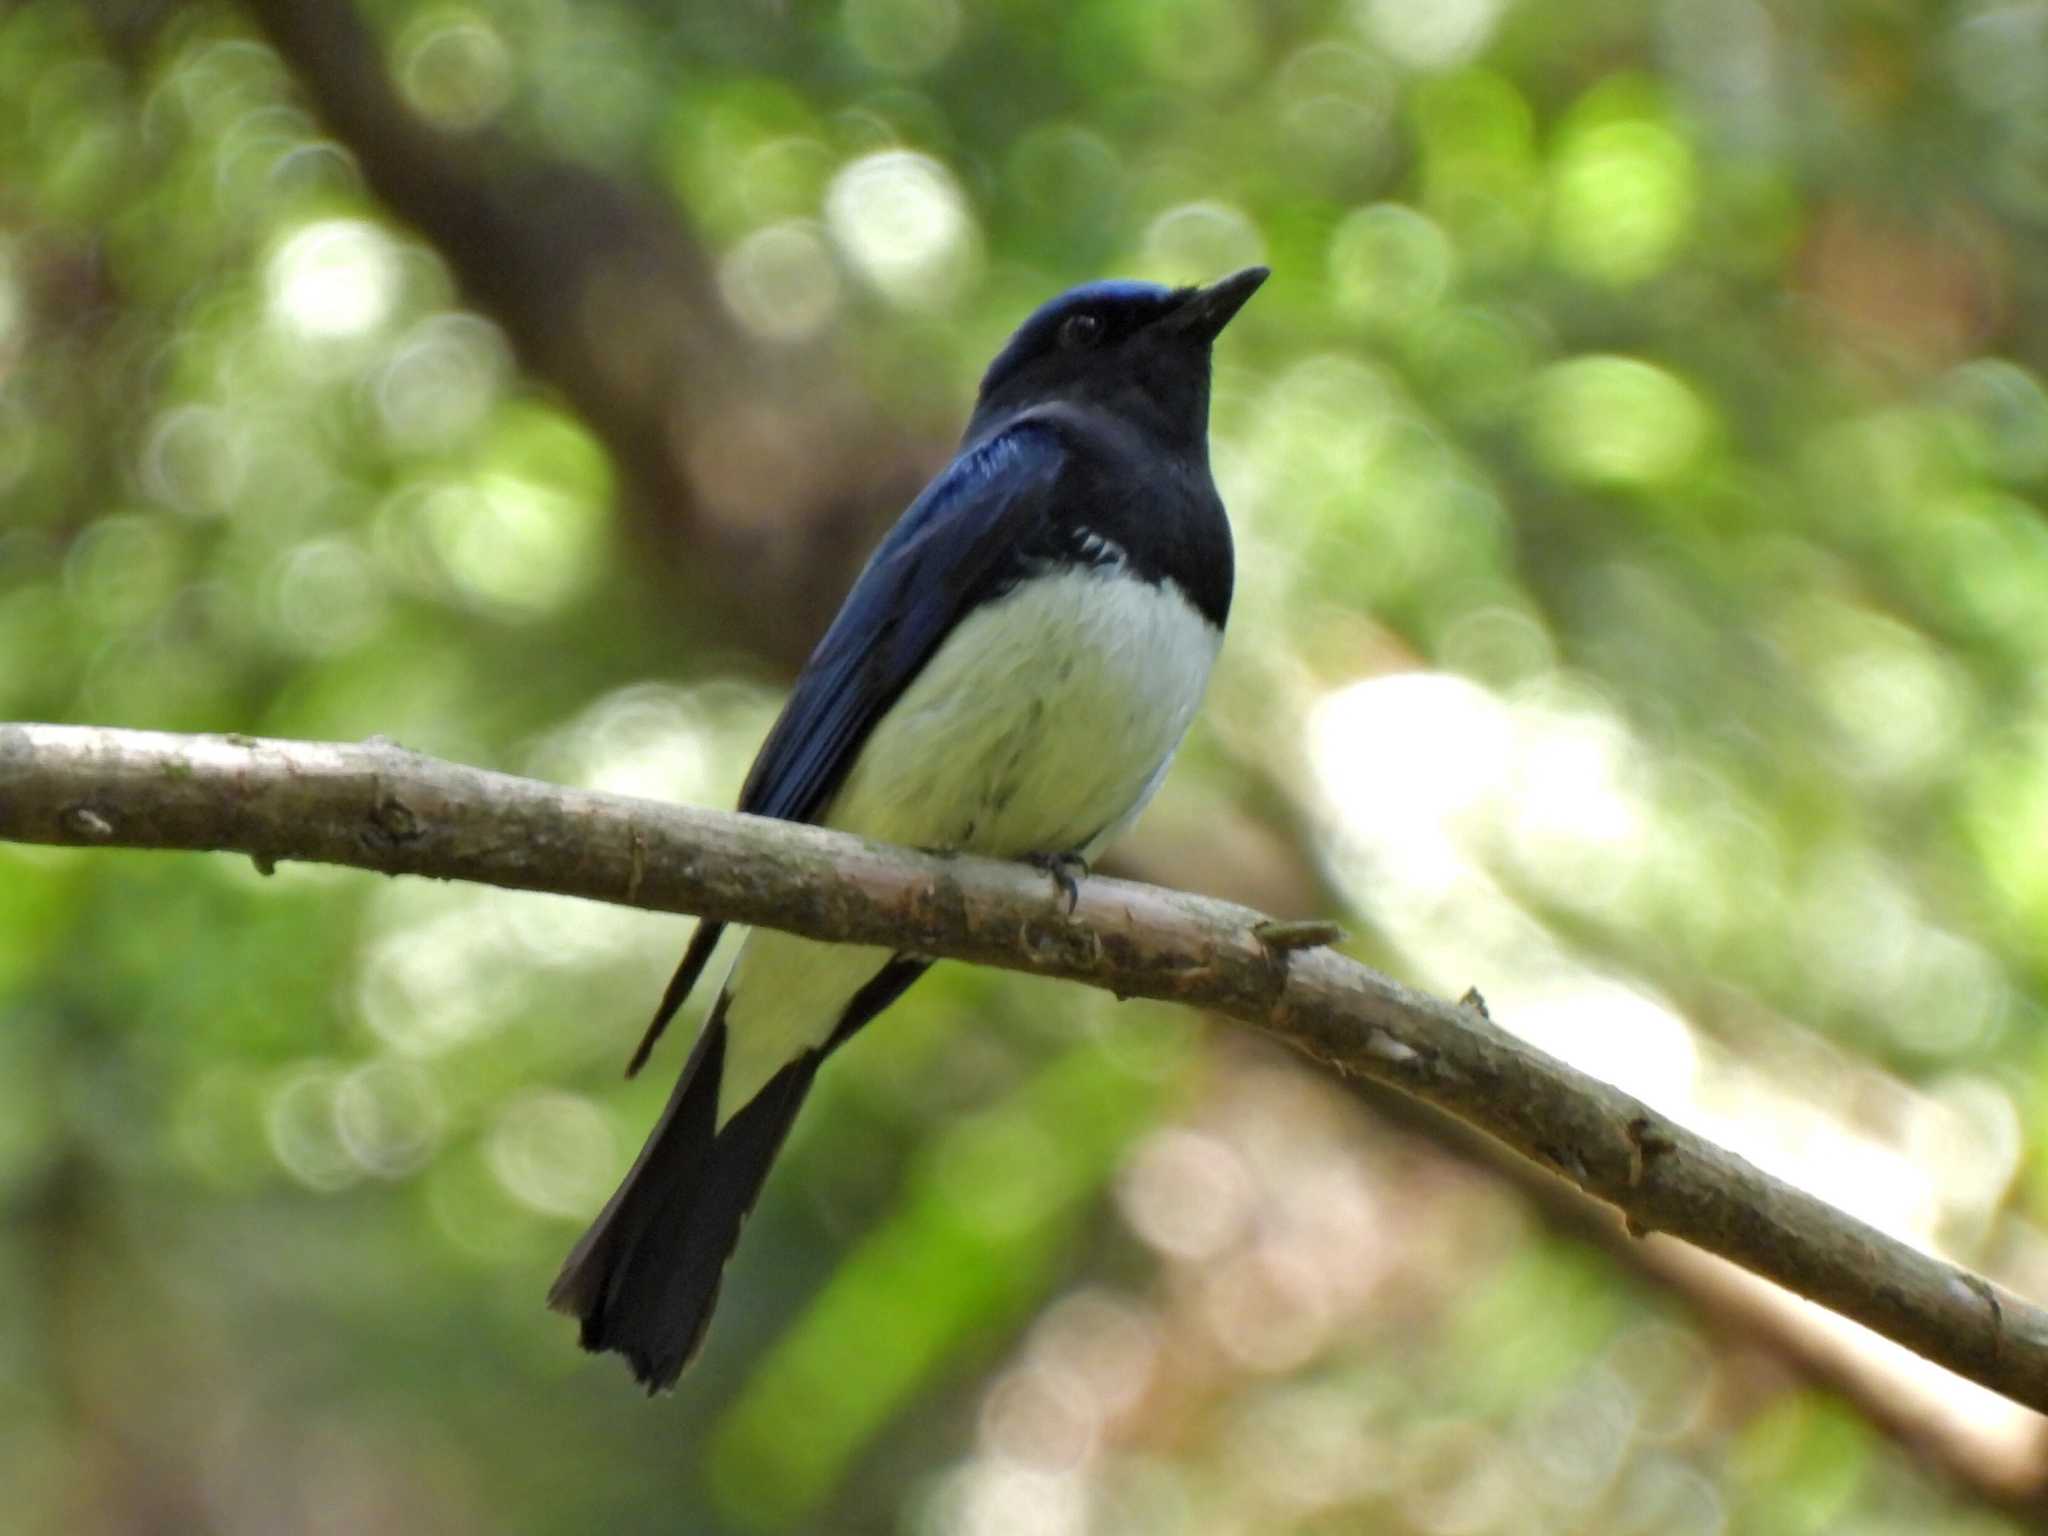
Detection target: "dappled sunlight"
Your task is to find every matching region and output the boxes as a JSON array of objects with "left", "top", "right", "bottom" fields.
[
  {"left": 1527, "top": 356, "right": 1712, "bottom": 489},
  {"left": 827, "top": 149, "right": 980, "bottom": 309},
  {"left": 266, "top": 536, "right": 386, "bottom": 656},
  {"left": 1307, "top": 669, "right": 2023, "bottom": 1237},
  {"left": 417, "top": 474, "right": 603, "bottom": 618},
  {"left": 1114, "top": 1127, "right": 1253, "bottom": 1261},
  {"left": 373, "top": 312, "right": 511, "bottom": 451},
  {"left": 1310, "top": 671, "right": 1509, "bottom": 896},
  {"left": 1359, "top": 0, "right": 1508, "bottom": 72},
  {"left": 924, "top": 1462, "right": 1087, "bottom": 1536},
  {"left": 395, "top": 10, "right": 515, "bottom": 132},
  {"left": 940, "top": 1057, "right": 1759, "bottom": 1533},
  {"left": 264, "top": 218, "right": 399, "bottom": 341},
  {"left": 843, "top": 0, "right": 964, "bottom": 76},
  {"left": 978, "top": 1365, "right": 1104, "bottom": 1473},
  {"left": 141, "top": 404, "right": 249, "bottom": 517},
  {"left": 526, "top": 678, "right": 777, "bottom": 807},
  {"left": 1330, "top": 202, "right": 1456, "bottom": 325},
  {"left": 720, "top": 220, "right": 844, "bottom": 342},
  {"left": 0, "top": 237, "right": 22, "bottom": 352},
  {"left": 356, "top": 891, "right": 518, "bottom": 1057},
  {"left": 1139, "top": 201, "right": 1267, "bottom": 290},
  {"left": 1300, "top": 661, "right": 2046, "bottom": 1500},
  {"left": 12, "top": 0, "right": 2048, "bottom": 1529},
  {"left": 1547, "top": 82, "right": 1698, "bottom": 286},
  {"left": 487, "top": 1091, "right": 618, "bottom": 1219},
  {"left": 264, "top": 1060, "right": 361, "bottom": 1191},
  {"left": 62, "top": 513, "right": 187, "bottom": 627},
  {"left": 331, "top": 1057, "right": 444, "bottom": 1178},
  {"left": 1508, "top": 981, "right": 1700, "bottom": 1120}
]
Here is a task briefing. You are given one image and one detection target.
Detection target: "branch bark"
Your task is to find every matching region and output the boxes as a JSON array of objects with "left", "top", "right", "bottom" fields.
[{"left": 6, "top": 721, "right": 2047, "bottom": 1415}]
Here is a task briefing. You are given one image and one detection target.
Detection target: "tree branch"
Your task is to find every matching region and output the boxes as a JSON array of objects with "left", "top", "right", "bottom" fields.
[{"left": 5, "top": 721, "right": 2046, "bottom": 1414}]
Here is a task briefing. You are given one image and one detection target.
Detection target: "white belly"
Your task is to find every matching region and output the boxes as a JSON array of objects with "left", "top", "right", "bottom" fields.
[
  {"left": 716, "top": 566, "right": 1221, "bottom": 1119},
  {"left": 827, "top": 566, "right": 1220, "bottom": 855}
]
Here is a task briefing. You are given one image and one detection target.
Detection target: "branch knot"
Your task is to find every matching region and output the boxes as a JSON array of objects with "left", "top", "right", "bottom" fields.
[{"left": 363, "top": 794, "right": 423, "bottom": 850}]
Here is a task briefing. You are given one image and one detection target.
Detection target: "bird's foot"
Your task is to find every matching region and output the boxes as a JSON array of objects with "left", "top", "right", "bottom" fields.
[{"left": 1025, "top": 850, "right": 1089, "bottom": 915}]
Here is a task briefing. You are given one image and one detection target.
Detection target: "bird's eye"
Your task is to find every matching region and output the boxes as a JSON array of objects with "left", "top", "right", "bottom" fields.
[{"left": 1059, "top": 312, "right": 1103, "bottom": 349}]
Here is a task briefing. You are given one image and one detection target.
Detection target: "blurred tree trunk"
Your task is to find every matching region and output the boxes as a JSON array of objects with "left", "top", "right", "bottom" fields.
[{"left": 242, "top": 0, "right": 939, "bottom": 673}]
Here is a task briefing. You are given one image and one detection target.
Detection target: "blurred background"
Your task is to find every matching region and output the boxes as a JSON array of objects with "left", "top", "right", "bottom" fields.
[{"left": 5, "top": 0, "right": 2048, "bottom": 1530}]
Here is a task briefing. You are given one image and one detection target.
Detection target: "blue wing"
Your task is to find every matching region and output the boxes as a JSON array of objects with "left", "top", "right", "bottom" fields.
[
  {"left": 627, "top": 422, "right": 1067, "bottom": 1073},
  {"left": 739, "top": 423, "right": 1065, "bottom": 821}
]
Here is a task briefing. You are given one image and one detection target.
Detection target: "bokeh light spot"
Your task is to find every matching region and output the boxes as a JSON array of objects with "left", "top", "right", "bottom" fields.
[
  {"left": 1359, "top": 0, "right": 1508, "bottom": 70},
  {"left": 487, "top": 1092, "right": 618, "bottom": 1219},
  {"left": 265, "top": 218, "right": 401, "bottom": 340},
  {"left": 1201, "top": 1245, "right": 1335, "bottom": 1372},
  {"left": 1612, "top": 1457, "right": 1726, "bottom": 1536},
  {"left": 1329, "top": 202, "right": 1455, "bottom": 325},
  {"left": 357, "top": 900, "right": 507, "bottom": 1056},
  {"left": 0, "top": 239, "right": 21, "bottom": 351},
  {"left": 843, "top": 0, "right": 963, "bottom": 75},
  {"left": 265, "top": 1063, "right": 359, "bottom": 1191},
  {"left": 63, "top": 513, "right": 184, "bottom": 625},
  {"left": 826, "top": 150, "right": 980, "bottom": 308},
  {"left": 1550, "top": 116, "right": 1698, "bottom": 285},
  {"left": 1277, "top": 42, "right": 1398, "bottom": 175},
  {"left": 1135, "top": 0, "right": 1263, "bottom": 87},
  {"left": 334, "top": 1059, "right": 444, "bottom": 1178},
  {"left": 527, "top": 680, "right": 748, "bottom": 805},
  {"left": 1397, "top": 1419, "right": 1518, "bottom": 1534},
  {"left": 978, "top": 1366, "right": 1099, "bottom": 1471},
  {"left": 375, "top": 312, "right": 511, "bottom": 451},
  {"left": 269, "top": 537, "right": 387, "bottom": 656},
  {"left": 720, "top": 220, "right": 842, "bottom": 342},
  {"left": 1140, "top": 201, "right": 1266, "bottom": 290},
  {"left": 141, "top": 404, "right": 248, "bottom": 518},
  {"left": 737, "top": 135, "right": 836, "bottom": 226},
  {"left": 1007, "top": 124, "right": 1125, "bottom": 231},
  {"left": 1115, "top": 1127, "right": 1251, "bottom": 1259},
  {"left": 1810, "top": 614, "right": 1967, "bottom": 787},
  {"left": 398, "top": 10, "right": 515, "bottom": 131},
  {"left": 1941, "top": 357, "right": 2048, "bottom": 482},
  {"left": 1023, "top": 1290, "right": 1160, "bottom": 1424},
  {"left": 421, "top": 473, "right": 603, "bottom": 618},
  {"left": 924, "top": 1461, "right": 1086, "bottom": 1536},
  {"left": 1528, "top": 355, "right": 1710, "bottom": 489}
]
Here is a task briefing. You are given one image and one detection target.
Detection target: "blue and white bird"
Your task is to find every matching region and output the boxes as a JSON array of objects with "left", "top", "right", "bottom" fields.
[{"left": 550, "top": 266, "right": 1268, "bottom": 1389}]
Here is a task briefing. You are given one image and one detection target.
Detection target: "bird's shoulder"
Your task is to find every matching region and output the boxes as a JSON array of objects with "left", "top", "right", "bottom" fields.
[{"left": 730, "top": 421, "right": 1066, "bottom": 822}]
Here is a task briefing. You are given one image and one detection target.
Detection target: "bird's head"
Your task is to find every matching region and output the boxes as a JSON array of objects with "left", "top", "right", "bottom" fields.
[{"left": 968, "top": 267, "right": 1268, "bottom": 447}]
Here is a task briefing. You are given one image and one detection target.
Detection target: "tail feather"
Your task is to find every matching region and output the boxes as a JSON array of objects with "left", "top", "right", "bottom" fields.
[
  {"left": 625, "top": 918, "right": 726, "bottom": 1077},
  {"left": 549, "top": 998, "right": 820, "bottom": 1392}
]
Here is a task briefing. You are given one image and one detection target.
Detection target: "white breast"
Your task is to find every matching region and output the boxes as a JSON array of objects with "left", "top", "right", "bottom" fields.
[
  {"left": 713, "top": 565, "right": 1222, "bottom": 1121},
  {"left": 824, "top": 564, "right": 1222, "bottom": 857}
]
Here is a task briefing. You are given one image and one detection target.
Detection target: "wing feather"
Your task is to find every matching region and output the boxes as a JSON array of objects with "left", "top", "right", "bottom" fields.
[{"left": 625, "top": 425, "right": 1067, "bottom": 1072}]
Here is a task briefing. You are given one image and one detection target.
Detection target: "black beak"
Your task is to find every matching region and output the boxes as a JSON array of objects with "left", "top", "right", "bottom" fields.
[{"left": 1169, "top": 266, "right": 1270, "bottom": 343}]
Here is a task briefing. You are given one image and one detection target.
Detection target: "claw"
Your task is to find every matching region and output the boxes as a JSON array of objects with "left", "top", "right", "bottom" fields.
[{"left": 1025, "top": 850, "right": 1089, "bottom": 914}]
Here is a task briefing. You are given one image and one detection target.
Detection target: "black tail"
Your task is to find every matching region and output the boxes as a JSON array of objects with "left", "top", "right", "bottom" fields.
[{"left": 549, "top": 999, "right": 820, "bottom": 1392}]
